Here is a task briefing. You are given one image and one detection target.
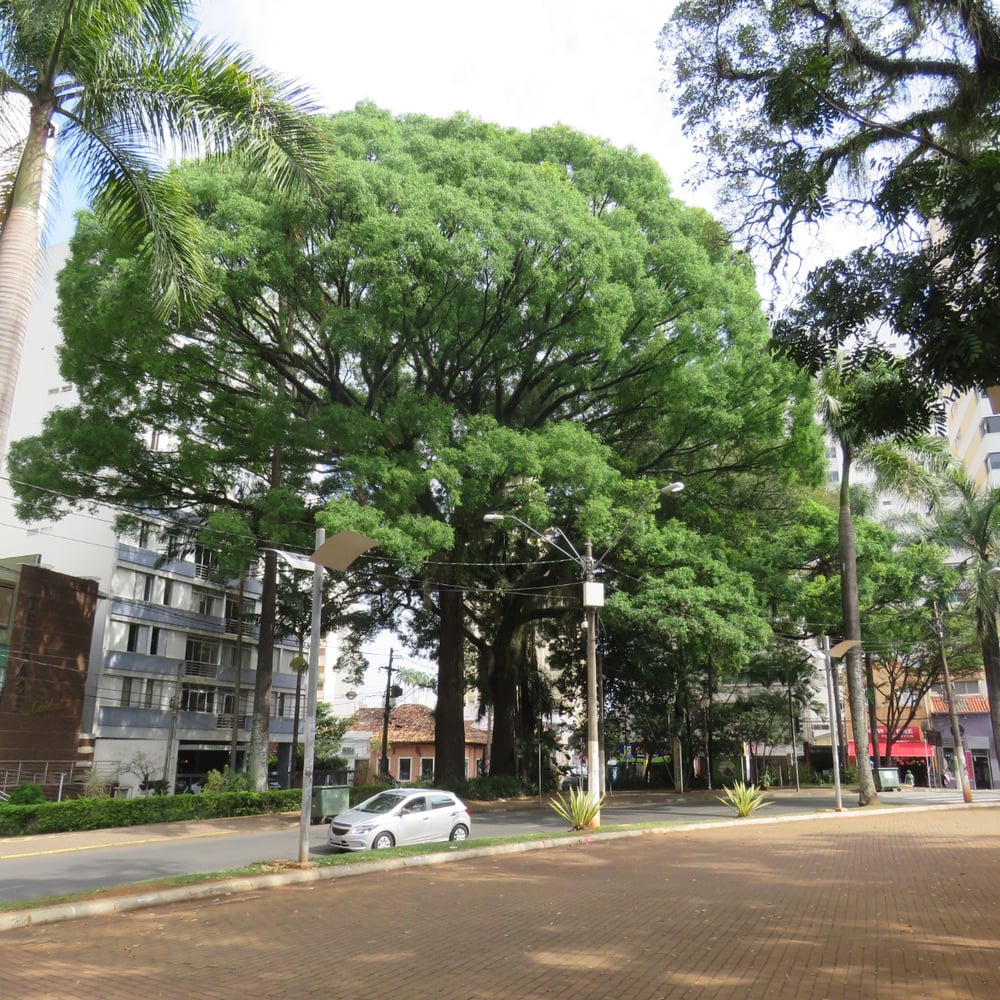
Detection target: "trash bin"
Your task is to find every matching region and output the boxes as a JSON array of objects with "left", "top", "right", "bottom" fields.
[
  {"left": 875, "top": 766, "right": 902, "bottom": 792},
  {"left": 311, "top": 785, "right": 350, "bottom": 823}
]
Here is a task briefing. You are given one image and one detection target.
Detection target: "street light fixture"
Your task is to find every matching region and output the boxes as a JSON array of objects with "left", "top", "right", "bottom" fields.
[
  {"left": 484, "top": 481, "right": 684, "bottom": 827},
  {"left": 269, "top": 528, "right": 378, "bottom": 864}
]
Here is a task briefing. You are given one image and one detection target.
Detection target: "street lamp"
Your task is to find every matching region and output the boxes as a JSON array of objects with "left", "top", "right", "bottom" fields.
[
  {"left": 270, "top": 528, "right": 379, "bottom": 864},
  {"left": 811, "top": 637, "right": 859, "bottom": 812},
  {"left": 697, "top": 696, "right": 711, "bottom": 790},
  {"left": 484, "top": 481, "right": 683, "bottom": 828}
]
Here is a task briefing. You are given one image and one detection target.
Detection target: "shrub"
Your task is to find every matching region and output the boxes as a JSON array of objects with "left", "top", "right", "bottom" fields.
[
  {"left": 447, "top": 774, "right": 533, "bottom": 801},
  {"left": 717, "top": 781, "right": 770, "bottom": 818},
  {"left": 549, "top": 787, "right": 605, "bottom": 830},
  {"left": 204, "top": 767, "right": 253, "bottom": 793},
  {"left": 7, "top": 782, "right": 45, "bottom": 805},
  {"left": 0, "top": 788, "right": 301, "bottom": 836}
]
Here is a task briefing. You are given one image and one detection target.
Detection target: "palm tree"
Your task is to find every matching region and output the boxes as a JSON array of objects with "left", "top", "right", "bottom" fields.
[
  {"left": 0, "top": 0, "right": 325, "bottom": 458},
  {"left": 930, "top": 473, "right": 1000, "bottom": 768},
  {"left": 816, "top": 350, "right": 949, "bottom": 806}
]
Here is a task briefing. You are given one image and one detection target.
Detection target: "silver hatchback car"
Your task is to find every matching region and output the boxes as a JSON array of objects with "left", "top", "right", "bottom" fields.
[{"left": 327, "top": 788, "right": 472, "bottom": 852}]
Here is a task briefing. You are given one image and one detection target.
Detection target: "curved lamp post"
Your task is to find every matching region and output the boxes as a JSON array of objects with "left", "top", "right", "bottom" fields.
[
  {"left": 270, "top": 529, "right": 379, "bottom": 863},
  {"left": 484, "top": 482, "right": 683, "bottom": 828}
]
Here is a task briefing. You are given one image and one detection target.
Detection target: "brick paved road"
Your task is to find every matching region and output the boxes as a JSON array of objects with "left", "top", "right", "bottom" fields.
[{"left": 4, "top": 806, "right": 999, "bottom": 1000}]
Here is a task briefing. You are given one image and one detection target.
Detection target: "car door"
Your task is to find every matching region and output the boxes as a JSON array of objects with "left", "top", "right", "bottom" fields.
[
  {"left": 395, "top": 795, "right": 432, "bottom": 844},
  {"left": 427, "top": 793, "right": 460, "bottom": 840}
]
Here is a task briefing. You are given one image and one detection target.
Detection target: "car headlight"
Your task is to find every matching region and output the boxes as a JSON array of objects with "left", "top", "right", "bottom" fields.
[{"left": 351, "top": 822, "right": 378, "bottom": 833}]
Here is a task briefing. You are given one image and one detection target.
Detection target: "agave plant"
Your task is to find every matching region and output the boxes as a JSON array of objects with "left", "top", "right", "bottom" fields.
[
  {"left": 717, "top": 781, "right": 771, "bottom": 818},
  {"left": 549, "top": 787, "right": 606, "bottom": 830}
]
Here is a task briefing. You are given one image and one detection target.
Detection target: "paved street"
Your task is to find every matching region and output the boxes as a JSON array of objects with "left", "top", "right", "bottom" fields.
[{"left": 4, "top": 803, "right": 1000, "bottom": 999}]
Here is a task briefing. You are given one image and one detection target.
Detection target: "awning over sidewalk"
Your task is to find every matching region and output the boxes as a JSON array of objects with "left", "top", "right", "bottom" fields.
[{"left": 847, "top": 740, "right": 934, "bottom": 760}]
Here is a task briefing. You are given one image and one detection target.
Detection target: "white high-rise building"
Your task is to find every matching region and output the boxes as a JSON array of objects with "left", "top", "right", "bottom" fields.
[{"left": 0, "top": 243, "right": 319, "bottom": 792}]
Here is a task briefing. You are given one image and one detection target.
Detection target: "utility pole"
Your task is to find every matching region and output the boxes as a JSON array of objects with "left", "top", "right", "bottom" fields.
[
  {"left": 821, "top": 635, "right": 844, "bottom": 812},
  {"left": 932, "top": 600, "right": 973, "bottom": 803},
  {"left": 582, "top": 539, "right": 601, "bottom": 827},
  {"left": 380, "top": 649, "right": 395, "bottom": 780},
  {"left": 164, "top": 661, "right": 184, "bottom": 793}
]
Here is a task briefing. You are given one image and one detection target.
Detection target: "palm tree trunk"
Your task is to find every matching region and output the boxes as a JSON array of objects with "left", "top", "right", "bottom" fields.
[
  {"left": 0, "top": 107, "right": 52, "bottom": 459},
  {"left": 838, "top": 455, "right": 879, "bottom": 805}
]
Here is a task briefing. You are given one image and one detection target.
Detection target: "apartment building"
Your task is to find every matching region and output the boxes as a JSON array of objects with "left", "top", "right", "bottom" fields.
[{"left": 0, "top": 243, "right": 318, "bottom": 793}]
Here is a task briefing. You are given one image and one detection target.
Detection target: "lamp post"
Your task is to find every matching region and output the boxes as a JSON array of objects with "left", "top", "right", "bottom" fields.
[
  {"left": 697, "top": 696, "right": 711, "bottom": 790},
  {"left": 813, "top": 637, "right": 859, "bottom": 812},
  {"left": 269, "top": 529, "right": 379, "bottom": 864},
  {"left": 484, "top": 481, "right": 683, "bottom": 828}
]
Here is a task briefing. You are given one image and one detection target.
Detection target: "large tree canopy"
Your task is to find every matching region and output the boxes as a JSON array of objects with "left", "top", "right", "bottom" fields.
[
  {"left": 10, "top": 104, "right": 824, "bottom": 783},
  {"left": 0, "top": 0, "right": 325, "bottom": 460},
  {"left": 662, "top": 0, "right": 1000, "bottom": 395}
]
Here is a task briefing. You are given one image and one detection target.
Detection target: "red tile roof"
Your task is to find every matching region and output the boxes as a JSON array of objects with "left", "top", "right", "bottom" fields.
[
  {"left": 929, "top": 695, "right": 991, "bottom": 714},
  {"left": 347, "top": 703, "right": 488, "bottom": 745}
]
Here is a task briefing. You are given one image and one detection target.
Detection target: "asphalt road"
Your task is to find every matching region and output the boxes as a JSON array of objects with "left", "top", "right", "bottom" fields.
[{"left": 2, "top": 785, "right": 997, "bottom": 905}]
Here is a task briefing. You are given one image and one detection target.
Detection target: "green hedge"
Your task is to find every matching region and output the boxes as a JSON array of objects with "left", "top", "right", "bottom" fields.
[{"left": 0, "top": 789, "right": 302, "bottom": 837}]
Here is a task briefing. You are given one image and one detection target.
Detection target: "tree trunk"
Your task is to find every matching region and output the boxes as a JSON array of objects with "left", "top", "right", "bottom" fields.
[
  {"left": 0, "top": 105, "right": 52, "bottom": 460},
  {"left": 980, "top": 617, "right": 1000, "bottom": 775},
  {"left": 488, "top": 620, "right": 527, "bottom": 777},
  {"left": 839, "top": 454, "right": 878, "bottom": 805},
  {"left": 435, "top": 585, "right": 466, "bottom": 784}
]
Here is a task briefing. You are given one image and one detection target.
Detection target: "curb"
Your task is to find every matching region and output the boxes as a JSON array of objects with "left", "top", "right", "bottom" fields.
[{"left": 4, "top": 799, "right": 996, "bottom": 932}]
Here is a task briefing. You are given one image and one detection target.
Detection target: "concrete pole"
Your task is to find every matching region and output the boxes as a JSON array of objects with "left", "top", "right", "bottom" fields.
[
  {"left": 297, "top": 527, "right": 326, "bottom": 864},
  {"left": 932, "top": 600, "right": 973, "bottom": 803},
  {"left": 822, "top": 635, "right": 843, "bottom": 812},
  {"left": 584, "top": 540, "right": 601, "bottom": 828}
]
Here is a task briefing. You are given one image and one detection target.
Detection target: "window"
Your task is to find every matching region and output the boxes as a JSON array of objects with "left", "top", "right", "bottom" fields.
[
  {"left": 986, "top": 453, "right": 1000, "bottom": 472},
  {"left": 194, "top": 544, "right": 218, "bottom": 580},
  {"left": 898, "top": 688, "right": 919, "bottom": 707},
  {"left": 150, "top": 627, "right": 163, "bottom": 656},
  {"left": 143, "top": 679, "right": 157, "bottom": 709},
  {"left": 398, "top": 757, "right": 412, "bottom": 782},
  {"left": 954, "top": 680, "right": 981, "bottom": 696},
  {"left": 193, "top": 588, "right": 219, "bottom": 617},
  {"left": 982, "top": 416, "right": 1000, "bottom": 436},
  {"left": 162, "top": 579, "right": 174, "bottom": 607},
  {"left": 126, "top": 623, "right": 147, "bottom": 653},
  {"left": 0, "top": 584, "right": 14, "bottom": 626},
  {"left": 181, "top": 685, "right": 216, "bottom": 713},
  {"left": 130, "top": 572, "right": 154, "bottom": 601},
  {"left": 185, "top": 638, "right": 219, "bottom": 674},
  {"left": 120, "top": 677, "right": 133, "bottom": 707},
  {"left": 420, "top": 758, "right": 435, "bottom": 781},
  {"left": 827, "top": 470, "right": 840, "bottom": 484}
]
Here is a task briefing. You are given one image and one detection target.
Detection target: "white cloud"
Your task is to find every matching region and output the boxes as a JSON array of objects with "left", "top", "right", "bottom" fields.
[{"left": 195, "top": 0, "right": 702, "bottom": 201}]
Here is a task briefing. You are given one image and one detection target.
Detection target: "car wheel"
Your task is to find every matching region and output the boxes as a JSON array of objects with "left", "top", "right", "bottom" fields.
[
  {"left": 449, "top": 824, "right": 469, "bottom": 842},
  {"left": 372, "top": 831, "right": 395, "bottom": 850}
]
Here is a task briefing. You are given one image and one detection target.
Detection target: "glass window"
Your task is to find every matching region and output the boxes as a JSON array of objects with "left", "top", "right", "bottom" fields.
[
  {"left": 420, "top": 758, "right": 435, "bottom": 781},
  {"left": 982, "top": 415, "right": 1000, "bottom": 435},
  {"left": 163, "top": 579, "right": 174, "bottom": 607},
  {"left": 398, "top": 757, "right": 412, "bottom": 782},
  {"left": 0, "top": 584, "right": 14, "bottom": 626},
  {"left": 120, "top": 677, "right": 133, "bottom": 707}
]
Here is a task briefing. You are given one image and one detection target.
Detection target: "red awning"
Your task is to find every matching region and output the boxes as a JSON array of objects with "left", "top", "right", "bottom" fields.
[{"left": 847, "top": 740, "right": 933, "bottom": 760}]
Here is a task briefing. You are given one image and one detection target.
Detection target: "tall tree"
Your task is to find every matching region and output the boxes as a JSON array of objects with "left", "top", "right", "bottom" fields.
[
  {"left": 663, "top": 0, "right": 1000, "bottom": 396},
  {"left": 9, "top": 107, "right": 823, "bottom": 785},
  {"left": 929, "top": 473, "right": 1000, "bottom": 764},
  {"left": 815, "top": 351, "right": 952, "bottom": 803},
  {"left": 0, "top": 0, "right": 325, "bottom": 459}
]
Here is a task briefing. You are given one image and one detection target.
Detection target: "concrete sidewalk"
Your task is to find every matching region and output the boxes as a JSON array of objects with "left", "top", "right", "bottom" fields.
[{"left": 3, "top": 803, "right": 1000, "bottom": 999}]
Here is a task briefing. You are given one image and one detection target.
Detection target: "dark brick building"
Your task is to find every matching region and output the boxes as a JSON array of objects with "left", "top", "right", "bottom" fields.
[{"left": 0, "top": 560, "right": 99, "bottom": 766}]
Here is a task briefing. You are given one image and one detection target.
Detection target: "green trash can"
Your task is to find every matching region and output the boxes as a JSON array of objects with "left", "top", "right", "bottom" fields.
[
  {"left": 875, "top": 766, "right": 902, "bottom": 792},
  {"left": 311, "top": 785, "right": 350, "bottom": 823}
]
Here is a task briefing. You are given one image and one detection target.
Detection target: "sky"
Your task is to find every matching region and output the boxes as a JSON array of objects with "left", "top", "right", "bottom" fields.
[{"left": 195, "top": 1, "right": 698, "bottom": 197}]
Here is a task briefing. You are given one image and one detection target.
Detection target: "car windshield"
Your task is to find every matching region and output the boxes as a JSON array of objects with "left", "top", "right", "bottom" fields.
[{"left": 357, "top": 792, "right": 408, "bottom": 814}]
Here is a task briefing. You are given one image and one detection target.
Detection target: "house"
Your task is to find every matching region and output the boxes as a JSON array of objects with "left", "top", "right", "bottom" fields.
[{"left": 344, "top": 703, "right": 488, "bottom": 784}]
